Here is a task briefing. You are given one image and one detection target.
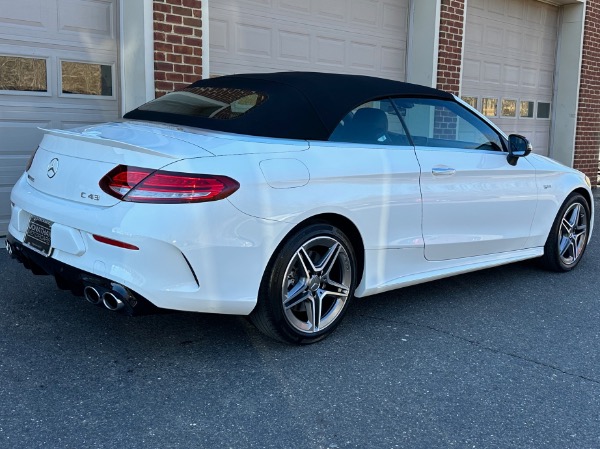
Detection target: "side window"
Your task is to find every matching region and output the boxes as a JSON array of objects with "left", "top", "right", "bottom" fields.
[
  {"left": 328, "top": 99, "right": 410, "bottom": 146},
  {"left": 393, "top": 98, "right": 504, "bottom": 151}
]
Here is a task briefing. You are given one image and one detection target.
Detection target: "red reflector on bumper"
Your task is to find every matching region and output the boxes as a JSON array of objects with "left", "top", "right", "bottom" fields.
[{"left": 92, "top": 235, "right": 139, "bottom": 250}]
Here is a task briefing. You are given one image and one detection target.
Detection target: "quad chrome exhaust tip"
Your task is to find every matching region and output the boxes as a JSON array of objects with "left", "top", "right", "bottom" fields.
[
  {"left": 83, "top": 285, "right": 126, "bottom": 311},
  {"left": 83, "top": 285, "right": 102, "bottom": 305},
  {"left": 83, "top": 282, "right": 147, "bottom": 315},
  {"left": 102, "top": 291, "right": 125, "bottom": 311}
]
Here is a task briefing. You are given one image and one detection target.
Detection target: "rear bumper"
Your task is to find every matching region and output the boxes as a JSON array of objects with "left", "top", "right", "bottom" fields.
[
  {"left": 7, "top": 233, "right": 97, "bottom": 289},
  {"left": 6, "top": 233, "right": 154, "bottom": 313},
  {"left": 9, "top": 174, "right": 291, "bottom": 316}
]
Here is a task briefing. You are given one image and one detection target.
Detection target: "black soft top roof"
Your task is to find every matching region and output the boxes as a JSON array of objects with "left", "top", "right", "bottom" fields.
[{"left": 124, "top": 72, "right": 454, "bottom": 140}]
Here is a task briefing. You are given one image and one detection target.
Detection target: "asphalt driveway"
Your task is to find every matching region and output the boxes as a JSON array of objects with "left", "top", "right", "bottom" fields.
[{"left": 1, "top": 195, "right": 599, "bottom": 448}]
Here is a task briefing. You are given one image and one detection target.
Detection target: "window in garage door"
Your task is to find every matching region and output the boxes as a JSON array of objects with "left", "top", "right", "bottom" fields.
[
  {"left": 209, "top": 0, "right": 409, "bottom": 81},
  {"left": 0, "top": 0, "right": 120, "bottom": 237},
  {"left": 462, "top": 0, "right": 558, "bottom": 156},
  {"left": 60, "top": 61, "right": 114, "bottom": 97},
  {"left": 0, "top": 56, "right": 49, "bottom": 93}
]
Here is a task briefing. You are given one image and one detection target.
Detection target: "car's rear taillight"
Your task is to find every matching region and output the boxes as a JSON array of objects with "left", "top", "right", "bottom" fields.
[{"left": 99, "top": 165, "right": 240, "bottom": 203}]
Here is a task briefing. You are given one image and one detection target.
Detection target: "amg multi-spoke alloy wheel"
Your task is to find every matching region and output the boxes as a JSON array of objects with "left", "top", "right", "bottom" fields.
[
  {"left": 251, "top": 223, "right": 357, "bottom": 344},
  {"left": 541, "top": 193, "right": 590, "bottom": 272}
]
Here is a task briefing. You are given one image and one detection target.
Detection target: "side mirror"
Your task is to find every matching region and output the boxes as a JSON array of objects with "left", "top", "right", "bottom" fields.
[{"left": 507, "top": 134, "right": 532, "bottom": 166}]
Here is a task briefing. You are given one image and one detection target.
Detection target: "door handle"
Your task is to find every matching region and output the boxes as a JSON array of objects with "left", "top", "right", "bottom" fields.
[{"left": 431, "top": 166, "right": 456, "bottom": 176}]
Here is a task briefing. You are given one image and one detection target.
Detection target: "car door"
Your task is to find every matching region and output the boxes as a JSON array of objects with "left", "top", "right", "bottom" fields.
[
  {"left": 393, "top": 97, "right": 538, "bottom": 261},
  {"left": 319, "top": 99, "right": 425, "bottom": 288}
]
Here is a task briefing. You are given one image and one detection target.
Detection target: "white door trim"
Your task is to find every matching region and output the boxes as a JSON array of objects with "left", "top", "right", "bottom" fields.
[{"left": 119, "top": 0, "right": 155, "bottom": 115}]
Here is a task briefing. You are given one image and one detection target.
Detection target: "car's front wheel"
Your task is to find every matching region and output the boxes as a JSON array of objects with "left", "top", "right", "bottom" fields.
[
  {"left": 541, "top": 192, "right": 590, "bottom": 272},
  {"left": 251, "top": 223, "right": 357, "bottom": 344}
]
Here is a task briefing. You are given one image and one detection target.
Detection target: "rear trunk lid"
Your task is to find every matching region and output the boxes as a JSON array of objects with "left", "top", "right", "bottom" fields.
[
  {"left": 26, "top": 121, "right": 308, "bottom": 207},
  {"left": 27, "top": 122, "right": 214, "bottom": 207}
]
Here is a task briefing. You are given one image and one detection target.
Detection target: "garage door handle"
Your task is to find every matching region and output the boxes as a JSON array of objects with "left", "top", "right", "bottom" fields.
[{"left": 432, "top": 166, "right": 456, "bottom": 176}]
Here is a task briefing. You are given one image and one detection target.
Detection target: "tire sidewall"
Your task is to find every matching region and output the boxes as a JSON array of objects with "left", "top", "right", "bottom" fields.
[
  {"left": 546, "top": 193, "right": 590, "bottom": 271},
  {"left": 262, "top": 223, "right": 357, "bottom": 344}
]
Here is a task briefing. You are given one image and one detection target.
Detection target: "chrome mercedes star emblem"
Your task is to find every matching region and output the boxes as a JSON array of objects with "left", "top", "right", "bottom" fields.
[{"left": 47, "top": 158, "right": 59, "bottom": 178}]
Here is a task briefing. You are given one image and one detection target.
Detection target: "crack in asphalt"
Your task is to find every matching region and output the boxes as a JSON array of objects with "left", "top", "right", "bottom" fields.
[{"left": 359, "top": 313, "right": 600, "bottom": 386}]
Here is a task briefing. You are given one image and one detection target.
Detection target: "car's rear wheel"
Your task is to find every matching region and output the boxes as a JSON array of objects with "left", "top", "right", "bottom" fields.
[
  {"left": 541, "top": 193, "right": 590, "bottom": 272},
  {"left": 250, "top": 223, "right": 357, "bottom": 344}
]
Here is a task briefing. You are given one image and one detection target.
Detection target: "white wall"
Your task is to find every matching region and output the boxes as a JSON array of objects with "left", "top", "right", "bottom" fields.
[
  {"left": 550, "top": 1, "right": 585, "bottom": 167},
  {"left": 406, "top": 0, "right": 441, "bottom": 88},
  {"left": 120, "top": 0, "right": 155, "bottom": 115}
]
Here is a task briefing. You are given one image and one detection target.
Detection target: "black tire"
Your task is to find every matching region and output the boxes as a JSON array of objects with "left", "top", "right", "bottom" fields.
[
  {"left": 540, "top": 192, "right": 590, "bottom": 272},
  {"left": 250, "top": 223, "right": 357, "bottom": 344}
]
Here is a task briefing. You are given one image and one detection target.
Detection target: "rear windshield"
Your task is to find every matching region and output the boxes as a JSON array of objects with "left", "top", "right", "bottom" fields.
[{"left": 137, "top": 87, "right": 268, "bottom": 120}]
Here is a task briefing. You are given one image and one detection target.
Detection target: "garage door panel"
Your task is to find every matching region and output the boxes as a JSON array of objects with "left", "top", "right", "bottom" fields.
[
  {"left": 542, "top": 37, "right": 555, "bottom": 58},
  {"left": 0, "top": 98, "right": 119, "bottom": 113},
  {"left": 380, "top": 45, "right": 405, "bottom": 76},
  {"left": 0, "top": 0, "right": 118, "bottom": 236},
  {"left": 463, "top": 0, "right": 557, "bottom": 156},
  {"left": 236, "top": 23, "right": 272, "bottom": 58},
  {"left": 1, "top": 190, "right": 15, "bottom": 237},
  {"left": 488, "top": 0, "right": 506, "bottom": 16},
  {"left": 0, "top": 0, "right": 54, "bottom": 32},
  {"left": 503, "top": 65, "right": 519, "bottom": 86},
  {"left": 0, "top": 157, "right": 28, "bottom": 185},
  {"left": 463, "top": 59, "right": 480, "bottom": 82},
  {"left": 470, "top": 0, "right": 485, "bottom": 11},
  {"left": 210, "top": 0, "right": 408, "bottom": 80},
  {"left": 209, "top": 18, "right": 229, "bottom": 53},
  {"left": 464, "top": 58, "right": 555, "bottom": 95},
  {"left": 539, "top": 70, "right": 553, "bottom": 89},
  {"left": 0, "top": 3, "right": 116, "bottom": 50},
  {"left": 53, "top": 109, "right": 122, "bottom": 124},
  {"left": 534, "top": 129, "right": 550, "bottom": 151},
  {"left": 483, "top": 62, "right": 501, "bottom": 84},
  {"left": 279, "top": 30, "right": 310, "bottom": 63},
  {"left": 507, "top": 0, "right": 524, "bottom": 19},
  {"left": 315, "top": 0, "right": 346, "bottom": 21},
  {"left": 349, "top": 41, "right": 377, "bottom": 70},
  {"left": 524, "top": 33, "right": 540, "bottom": 55},
  {"left": 280, "top": 0, "right": 310, "bottom": 15},
  {"left": 0, "top": 156, "right": 30, "bottom": 235},
  {"left": 0, "top": 120, "right": 51, "bottom": 154},
  {"left": 315, "top": 36, "right": 345, "bottom": 67},
  {"left": 522, "top": 68, "right": 537, "bottom": 88},
  {"left": 484, "top": 25, "right": 504, "bottom": 49},
  {"left": 526, "top": 2, "right": 544, "bottom": 23},
  {"left": 211, "top": 1, "right": 403, "bottom": 37},
  {"left": 350, "top": 0, "right": 379, "bottom": 27},
  {"left": 58, "top": 0, "right": 115, "bottom": 38},
  {"left": 506, "top": 32, "right": 521, "bottom": 52},
  {"left": 466, "top": 21, "right": 483, "bottom": 45},
  {"left": 382, "top": 2, "right": 408, "bottom": 33}
]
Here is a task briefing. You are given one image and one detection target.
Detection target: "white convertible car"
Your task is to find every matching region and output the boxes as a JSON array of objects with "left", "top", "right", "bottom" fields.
[{"left": 6, "top": 72, "right": 594, "bottom": 343}]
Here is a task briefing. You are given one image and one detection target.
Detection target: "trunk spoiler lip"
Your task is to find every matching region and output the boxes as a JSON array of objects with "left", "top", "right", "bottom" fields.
[{"left": 37, "top": 127, "right": 215, "bottom": 160}]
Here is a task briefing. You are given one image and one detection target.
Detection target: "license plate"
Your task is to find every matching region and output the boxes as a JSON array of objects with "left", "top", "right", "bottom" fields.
[{"left": 23, "top": 215, "right": 54, "bottom": 257}]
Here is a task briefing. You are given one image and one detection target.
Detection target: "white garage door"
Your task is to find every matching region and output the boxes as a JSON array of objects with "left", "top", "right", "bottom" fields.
[
  {"left": 462, "top": 0, "right": 558, "bottom": 156},
  {"left": 0, "top": 0, "right": 120, "bottom": 236},
  {"left": 209, "top": 0, "right": 409, "bottom": 81}
]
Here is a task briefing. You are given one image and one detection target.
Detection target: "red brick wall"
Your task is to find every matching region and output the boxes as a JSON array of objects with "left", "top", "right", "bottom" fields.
[
  {"left": 574, "top": 0, "right": 600, "bottom": 184},
  {"left": 436, "top": 0, "right": 466, "bottom": 95},
  {"left": 153, "top": 0, "right": 202, "bottom": 98}
]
